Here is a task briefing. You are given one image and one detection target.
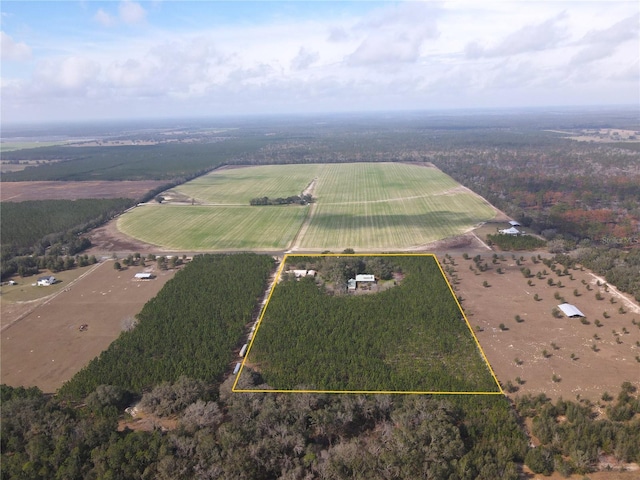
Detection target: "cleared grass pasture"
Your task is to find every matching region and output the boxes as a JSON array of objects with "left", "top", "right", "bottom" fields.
[
  {"left": 118, "top": 205, "right": 308, "bottom": 250},
  {"left": 175, "top": 164, "right": 321, "bottom": 204},
  {"left": 300, "top": 193, "right": 493, "bottom": 249},
  {"left": 297, "top": 163, "right": 495, "bottom": 249},
  {"left": 117, "top": 163, "right": 496, "bottom": 250}
]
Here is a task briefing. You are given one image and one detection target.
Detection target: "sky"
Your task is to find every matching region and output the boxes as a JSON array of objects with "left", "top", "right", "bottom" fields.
[{"left": 1, "top": 0, "right": 639, "bottom": 123}]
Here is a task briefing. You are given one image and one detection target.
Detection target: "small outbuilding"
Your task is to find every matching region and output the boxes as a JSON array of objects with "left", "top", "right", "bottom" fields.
[
  {"left": 37, "top": 276, "right": 56, "bottom": 286},
  {"left": 509, "top": 220, "right": 521, "bottom": 227},
  {"left": 557, "top": 303, "right": 585, "bottom": 318},
  {"left": 347, "top": 279, "right": 357, "bottom": 291},
  {"left": 134, "top": 272, "right": 154, "bottom": 280}
]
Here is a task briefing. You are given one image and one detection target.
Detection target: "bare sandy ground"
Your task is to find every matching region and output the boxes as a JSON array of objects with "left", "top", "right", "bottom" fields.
[
  {"left": 443, "top": 252, "right": 640, "bottom": 402},
  {"left": 1, "top": 261, "right": 176, "bottom": 393},
  {"left": 0, "top": 180, "right": 166, "bottom": 202}
]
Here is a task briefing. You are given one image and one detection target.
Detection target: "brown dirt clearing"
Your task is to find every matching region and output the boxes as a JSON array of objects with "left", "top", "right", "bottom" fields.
[
  {"left": 0, "top": 261, "right": 176, "bottom": 393},
  {"left": 441, "top": 252, "right": 640, "bottom": 402},
  {"left": 0, "top": 180, "right": 166, "bottom": 202}
]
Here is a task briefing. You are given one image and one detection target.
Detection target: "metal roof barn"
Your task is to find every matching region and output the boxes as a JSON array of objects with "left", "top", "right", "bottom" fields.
[{"left": 557, "top": 303, "right": 585, "bottom": 318}]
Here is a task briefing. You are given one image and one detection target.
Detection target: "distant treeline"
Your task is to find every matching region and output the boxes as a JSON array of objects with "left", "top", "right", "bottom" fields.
[
  {"left": 59, "top": 253, "right": 274, "bottom": 399},
  {"left": 1, "top": 137, "right": 269, "bottom": 182},
  {"left": 249, "top": 194, "right": 314, "bottom": 206}
]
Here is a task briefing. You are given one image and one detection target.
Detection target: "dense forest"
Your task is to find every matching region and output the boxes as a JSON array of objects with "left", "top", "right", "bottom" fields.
[
  {"left": 1, "top": 198, "right": 132, "bottom": 280},
  {"left": 59, "top": 253, "right": 274, "bottom": 399},
  {"left": 247, "top": 255, "right": 499, "bottom": 392},
  {"left": 0, "top": 138, "right": 269, "bottom": 182},
  {"left": 1, "top": 198, "right": 132, "bottom": 251},
  {"left": 3, "top": 376, "right": 638, "bottom": 479}
]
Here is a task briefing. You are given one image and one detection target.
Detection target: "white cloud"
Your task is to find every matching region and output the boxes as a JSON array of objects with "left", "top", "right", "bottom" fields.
[
  {"left": 291, "top": 47, "right": 319, "bottom": 71},
  {"left": 579, "top": 13, "right": 639, "bottom": 45},
  {"left": 94, "top": 8, "right": 116, "bottom": 27},
  {"left": 1, "top": 31, "right": 32, "bottom": 61},
  {"left": 119, "top": 1, "right": 146, "bottom": 25},
  {"left": 465, "top": 13, "right": 568, "bottom": 58},
  {"left": 570, "top": 13, "right": 640, "bottom": 66},
  {"left": 34, "top": 56, "right": 101, "bottom": 94},
  {"left": 346, "top": 2, "right": 441, "bottom": 67}
]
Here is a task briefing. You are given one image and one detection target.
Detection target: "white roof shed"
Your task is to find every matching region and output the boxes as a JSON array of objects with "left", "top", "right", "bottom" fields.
[
  {"left": 355, "top": 274, "right": 375, "bottom": 282},
  {"left": 557, "top": 303, "right": 585, "bottom": 318}
]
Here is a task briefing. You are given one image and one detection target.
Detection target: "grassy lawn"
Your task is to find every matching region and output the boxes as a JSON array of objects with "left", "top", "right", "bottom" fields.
[
  {"left": 118, "top": 204, "right": 308, "bottom": 250},
  {"left": 117, "top": 163, "right": 496, "bottom": 251}
]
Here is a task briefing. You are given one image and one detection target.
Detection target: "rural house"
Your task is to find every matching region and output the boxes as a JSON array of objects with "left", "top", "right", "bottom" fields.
[
  {"left": 347, "top": 275, "right": 376, "bottom": 291},
  {"left": 36, "top": 276, "right": 56, "bottom": 286}
]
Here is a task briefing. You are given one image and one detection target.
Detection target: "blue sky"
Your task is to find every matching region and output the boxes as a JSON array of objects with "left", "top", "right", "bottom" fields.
[{"left": 1, "top": 1, "right": 638, "bottom": 123}]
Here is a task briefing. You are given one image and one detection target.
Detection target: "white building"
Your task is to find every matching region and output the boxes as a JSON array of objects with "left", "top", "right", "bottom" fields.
[{"left": 36, "top": 276, "right": 56, "bottom": 286}]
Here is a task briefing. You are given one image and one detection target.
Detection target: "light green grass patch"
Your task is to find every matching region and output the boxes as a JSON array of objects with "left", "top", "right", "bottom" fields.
[
  {"left": 175, "top": 165, "right": 322, "bottom": 204},
  {"left": 0, "top": 141, "right": 69, "bottom": 152},
  {"left": 118, "top": 205, "right": 308, "bottom": 250},
  {"left": 297, "top": 163, "right": 495, "bottom": 249}
]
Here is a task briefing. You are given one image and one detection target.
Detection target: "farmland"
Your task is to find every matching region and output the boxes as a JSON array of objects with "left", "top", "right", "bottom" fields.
[
  {"left": 117, "top": 163, "right": 496, "bottom": 251},
  {"left": 118, "top": 205, "right": 308, "bottom": 250}
]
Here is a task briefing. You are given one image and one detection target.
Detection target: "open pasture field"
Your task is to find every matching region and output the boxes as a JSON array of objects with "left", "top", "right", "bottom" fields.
[
  {"left": 237, "top": 254, "right": 501, "bottom": 394},
  {"left": 300, "top": 190, "right": 495, "bottom": 249},
  {"left": 444, "top": 253, "right": 640, "bottom": 402},
  {"left": 118, "top": 204, "right": 308, "bottom": 250},
  {"left": 175, "top": 164, "right": 322, "bottom": 204},
  {"left": 0, "top": 180, "right": 166, "bottom": 202},
  {"left": 0, "top": 261, "right": 176, "bottom": 392},
  {"left": 117, "top": 163, "right": 496, "bottom": 251}
]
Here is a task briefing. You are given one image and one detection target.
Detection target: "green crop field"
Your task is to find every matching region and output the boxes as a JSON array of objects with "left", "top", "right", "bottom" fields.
[
  {"left": 175, "top": 165, "right": 322, "bottom": 204},
  {"left": 117, "top": 163, "right": 496, "bottom": 250},
  {"left": 117, "top": 205, "right": 308, "bottom": 250}
]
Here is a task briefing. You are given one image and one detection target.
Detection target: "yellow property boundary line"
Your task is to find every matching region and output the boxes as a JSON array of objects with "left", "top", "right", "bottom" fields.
[{"left": 232, "top": 253, "right": 504, "bottom": 396}]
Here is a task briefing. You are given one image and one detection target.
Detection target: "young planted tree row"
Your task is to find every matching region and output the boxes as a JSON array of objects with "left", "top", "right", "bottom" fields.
[
  {"left": 249, "top": 256, "right": 499, "bottom": 392},
  {"left": 59, "top": 253, "right": 274, "bottom": 398}
]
